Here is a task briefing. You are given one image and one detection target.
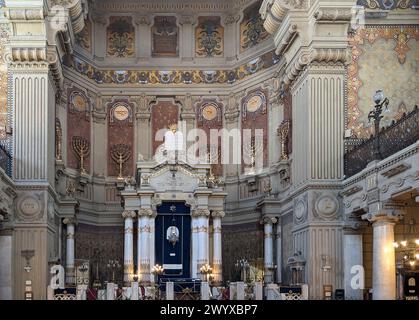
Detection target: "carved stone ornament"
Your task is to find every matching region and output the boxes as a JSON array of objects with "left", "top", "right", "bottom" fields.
[
  {"left": 294, "top": 197, "right": 307, "bottom": 224},
  {"left": 15, "top": 193, "right": 44, "bottom": 222},
  {"left": 313, "top": 193, "right": 339, "bottom": 220}
]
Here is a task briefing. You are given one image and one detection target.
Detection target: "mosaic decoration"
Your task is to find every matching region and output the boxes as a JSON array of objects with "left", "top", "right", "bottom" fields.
[
  {"left": 67, "top": 88, "right": 91, "bottom": 173},
  {"left": 195, "top": 16, "right": 224, "bottom": 58},
  {"left": 348, "top": 26, "right": 419, "bottom": 137},
  {"left": 108, "top": 100, "right": 134, "bottom": 177},
  {"left": 69, "top": 49, "right": 279, "bottom": 85},
  {"left": 151, "top": 101, "right": 179, "bottom": 155},
  {"left": 356, "top": 0, "right": 416, "bottom": 9},
  {"left": 107, "top": 16, "right": 135, "bottom": 58},
  {"left": 75, "top": 18, "right": 92, "bottom": 53},
  {"left": 240, "top": 1, "right": 269, "bottom": 52},
  {"left": 152, "top": 16, "right": 178, "bottom": 57},
  {"left": 0, "top": 22, "right": 9, "bottom": 140}
]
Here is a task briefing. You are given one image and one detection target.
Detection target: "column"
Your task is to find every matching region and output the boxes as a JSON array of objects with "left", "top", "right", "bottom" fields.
[
  {"left": 191, "top": 213, "right": 199, "bottom": 278},
  {"left": 275, "top": 225, "right": 282, "bottom": 283},
  {"left": 371, "top": 215, "right": 397, "bottom": 300},
  {"left": 137, "top": 208, "right": 152, "bottom": 283},
  {"left": 343, "top": 233, "right": 363, "bottom": 300},
  {"left": 211, "top": 211, "right": 225, "bottom": 284},
  {"left": 63, "top": 218, "right": 76, "bottom": 285},
  {"left": 262, "top": 216, "right": 277, "bottom": 284},
  {"left": 122, "top": 210, "right": 136, "bottom": 285},
  {"left": 193, "top": 208, "right": 210, "bottom": 279},
  {"left": 149, "top": 211, "right": 156, "bottom": 283}
]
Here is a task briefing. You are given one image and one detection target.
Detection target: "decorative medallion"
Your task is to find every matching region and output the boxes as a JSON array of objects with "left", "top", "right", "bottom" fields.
[
  {"left": 70, "top": 92, "right": 87, "bottom": 112},
  {"left": 242, "top": 90, "right": 267, "bottom": 119},
  {"left": 314, "top": 193, "right": 339, "bottom": 220},
  {"left": 246, "top": 94, "right": 263, "bottom": 112},
  {"left": 109, "top": 101, "right": 133, "bottom": 124},
  {"left": 202, "top": 103, "right": 218, "bottom": 121},
  {"left": 113, "top": 104, "right": 129, "bottom": 121},
  {"left": 15, "top": 193, "right": 44, "bottom": 222}
]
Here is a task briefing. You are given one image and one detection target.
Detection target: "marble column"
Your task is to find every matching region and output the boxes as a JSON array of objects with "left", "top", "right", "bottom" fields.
[
  {"left": 211, "top": 211, "right": 225, "bottom": 284},
  {"left": 63, "top": 218, "right": 76, "bottom": 285},
  {"left": 138, "top": 208, "right": 152, "bottom": 283},
  {"left": 191, "top": 213, "right": 199, "bottom": 278},
  {"left": 343, "top": 233, "right": 363, "bottom": 300},
  {"left": 193, "top": 208, "right": 210, "bottom": 279},
  {"left": 262, "top": 216, "right": 277, "bottom": 284},
  {"left": 275, "top": 225, "right": 282, "bottom": 283},
  {"left": 122, "top": 210, "right": 136, "bottom": 285},
  {"left": 149, "top": 211, "right": 156, "bottom": 283},
  {"left": 371, "top": 215, "right": 397, "bottom": 300}
]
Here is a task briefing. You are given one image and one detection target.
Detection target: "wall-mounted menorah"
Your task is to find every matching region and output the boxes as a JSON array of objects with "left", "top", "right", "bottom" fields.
[
  {"left": 110, "top": 144, "right": 131, "bottom": 179},
  {"left": 72, "top": 136, "right": 90, "bottom": 175}
]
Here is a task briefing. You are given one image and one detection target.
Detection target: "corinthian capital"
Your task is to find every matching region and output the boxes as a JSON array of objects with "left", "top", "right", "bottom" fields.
[
  {"left": 138, "top": 208, "right": 153, "bottom": 217},
  {"left": 122, "top": 210, "right": 136, "bottom": 219},
  {"left": 211, "top": 211, "right": 225, "bottom": 218},
  {"left": 261, "top": 216, "right": 278, "bottom": 225},
  {"left": 63, "top": 217, "right": 77, "bottom": 225},
  {"left": 192, "top": 208, "right": 210, "bottom": 218}
]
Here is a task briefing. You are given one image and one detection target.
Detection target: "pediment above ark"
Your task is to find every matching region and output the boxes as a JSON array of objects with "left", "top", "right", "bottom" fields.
[{"left": 148, "top": 166, "right": 199, "bottom": 193}]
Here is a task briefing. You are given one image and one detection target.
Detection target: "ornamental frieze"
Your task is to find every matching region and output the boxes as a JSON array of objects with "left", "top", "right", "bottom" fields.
[{"left": 69, "top": 49, "right": 279, "bottom": 86}]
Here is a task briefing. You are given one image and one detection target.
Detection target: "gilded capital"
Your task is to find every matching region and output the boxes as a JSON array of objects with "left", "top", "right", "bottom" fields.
[
  {"left": 122, "top": 210, "right": 136, "bottom": 219},
  {"left": 192, "top": 208, "right": 210, "bottom": 218},
  {"left": 211, "top": 211, "right": 225, "bottom": 218},
  {"left": 138, "top": 208, "right": 154, "bottom": 217}
]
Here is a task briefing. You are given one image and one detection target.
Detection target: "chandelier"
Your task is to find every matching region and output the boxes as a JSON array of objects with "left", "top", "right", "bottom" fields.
[{"left": 393, "top": 217, "right": 419, "bottom": 268}]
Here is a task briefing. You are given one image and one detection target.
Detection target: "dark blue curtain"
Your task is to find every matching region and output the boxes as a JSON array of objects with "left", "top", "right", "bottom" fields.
[{"left": 155, "top": 201, "right": 191, "bottom": 280}]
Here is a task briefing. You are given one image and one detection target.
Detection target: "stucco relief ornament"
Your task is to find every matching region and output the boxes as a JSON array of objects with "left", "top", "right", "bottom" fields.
[{"left": 294, "top": 199, "right": 306, "bottom": 223}]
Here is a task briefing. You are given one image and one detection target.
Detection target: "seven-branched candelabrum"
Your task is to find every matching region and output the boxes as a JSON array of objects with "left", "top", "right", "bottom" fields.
[
  {"left": 72, "top": 136, "right": 90, "bottom": 175},
  {"left": 110, "top": 144, "right": 131, "bottom": 179}
]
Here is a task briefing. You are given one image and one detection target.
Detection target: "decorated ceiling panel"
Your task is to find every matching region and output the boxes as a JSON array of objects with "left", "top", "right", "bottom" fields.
[
  {"left": 195, "top": 16, "right": 224, "bottom": 58},
  {"left": 76, "top": 18, "right": 92, "bottom": 53},
  {"left": 107, "top": 16, "right": 135, "bottom": 58},
  {"left": 240, "top": 0, "right": 269, "bottom": 52},
  {"left": 152, "top": 16, "right": 178, "bottom": 57}
]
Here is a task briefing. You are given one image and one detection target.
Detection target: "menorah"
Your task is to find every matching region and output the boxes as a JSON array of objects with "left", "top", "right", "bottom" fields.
[
  {"left": 72, "top": 136, "right": 90, "bottom": 175},
  {"left": 243, "top": 136, "right": 263, "bottom": 173},
  {"left": 277, "top": 120, "right": 290, "bottom": 161},
  {"left": 207, "top": 145, "right": 221, "bottom": 186},
  {"left": 110, "top": 144, "right": 131, "bottom": 179}
]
